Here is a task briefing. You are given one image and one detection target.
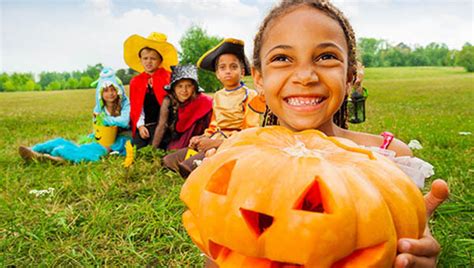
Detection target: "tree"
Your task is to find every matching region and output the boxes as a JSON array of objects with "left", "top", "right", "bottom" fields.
[
  {"left": 116, "top": 68, "right": 138, "bottom": 85},
  {"left": 78, "top": 76, "right": 94, "bottom": 89},
  {"left": 65, "top": 77, "right": 79, "bottom": 89},
  {"left": 85, "top": 63, "right": 104, "bottom": 80},
  {"left": 357, "top": 38, "right": 385, "bottom": 67},
  {"left": 179, "top": 25, "right": 223, "bottom": 92},
  {"left": 45, "top": 81, "right": 63, "bottom": 91},
  {"left": 0, "top": 73, "right": 8, "bottom": 91},
  {"left": 456, "top": 43, "right": 474, "bottom": 72}
]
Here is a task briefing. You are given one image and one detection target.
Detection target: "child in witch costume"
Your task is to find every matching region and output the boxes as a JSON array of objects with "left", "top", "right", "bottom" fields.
[
  {"left": 19, "top": 67, "right": 131, "bottom": 163},
  {"left": 163, "top": 38, "right": 262, "bottom": 177},
  {"left": 151, "top": 65, "right": 213, "bottom": 150},
  {"left": 123, "top": 32, "right": 178, "bottom": 149}
]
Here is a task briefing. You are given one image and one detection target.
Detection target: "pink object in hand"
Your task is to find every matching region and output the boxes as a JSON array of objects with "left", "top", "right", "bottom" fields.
[{"left": 380, "top": 131, "right": 394, "bottom": 149}]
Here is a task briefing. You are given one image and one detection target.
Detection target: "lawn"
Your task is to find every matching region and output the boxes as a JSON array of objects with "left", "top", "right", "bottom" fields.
[{"left": 1, "top": 67, "right": 473, "bottom": 266}]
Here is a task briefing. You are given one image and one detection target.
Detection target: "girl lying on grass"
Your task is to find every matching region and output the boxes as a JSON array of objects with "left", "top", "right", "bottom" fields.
[{"left": 19, "top": 67, "right": 131, "bottom": 163}]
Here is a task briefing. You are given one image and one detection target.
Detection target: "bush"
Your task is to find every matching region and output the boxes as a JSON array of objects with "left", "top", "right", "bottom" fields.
[{"left": 457, "top": 43, "right": 474, "bottom": 72}]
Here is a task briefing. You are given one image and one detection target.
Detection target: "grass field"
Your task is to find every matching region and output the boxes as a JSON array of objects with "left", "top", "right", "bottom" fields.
[{"left": 1, "top": 67, "right": 473, "bottom": 266}]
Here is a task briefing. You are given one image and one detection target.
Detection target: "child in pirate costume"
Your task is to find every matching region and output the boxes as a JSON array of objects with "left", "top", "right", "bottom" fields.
[
  {"left": 123, "top": 32, "right": 178, "bottom": 149},
  {"left": 163, "top": 38, "right": 262, "bottom": 177},
  {"left": 19, "top": 67, "right": 131, "bottom": 163},
  {"left": 151, "top": 65, "right": 213, "bottom": 150}
]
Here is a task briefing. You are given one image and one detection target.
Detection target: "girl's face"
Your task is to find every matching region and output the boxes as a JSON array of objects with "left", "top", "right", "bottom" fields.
[
  {"left": 253, "top": 6, "right": 352, "bottom": 132},
  {"left": 174, "top": 79, "right": 195, "bottom": 103},
  {"left": 140, "top": 49, "right": 162, "bottom": 74},
  {"left": 215, "top": 54, "right": 244, "bottom": 89},
  {"left": 102, "top": 85, "right": 118, "bottom": 105}
]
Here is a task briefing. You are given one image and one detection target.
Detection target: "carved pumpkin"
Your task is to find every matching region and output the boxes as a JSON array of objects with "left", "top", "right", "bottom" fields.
[
  {"left": 180, "top": 126, "right": 426, "bottom": 267},
  {"left": 93, "top": 123, "right": 118, "bottom": 147}
]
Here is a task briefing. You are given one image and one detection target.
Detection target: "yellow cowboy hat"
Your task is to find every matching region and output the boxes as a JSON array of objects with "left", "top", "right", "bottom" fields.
[{"left": 123, "top": 32, "right": 178, "bottom": 72}]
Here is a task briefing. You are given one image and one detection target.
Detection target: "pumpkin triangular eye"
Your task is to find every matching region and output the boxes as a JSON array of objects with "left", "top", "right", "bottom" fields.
[
  {"left": 205, "top": 159, "right": 237, "bottom": 195},
  {"left": 293, "top": 178, "right": 325, "bottom": 213},
  {"left": 240, "top": 208, "right": 274, "bottom": 237}
]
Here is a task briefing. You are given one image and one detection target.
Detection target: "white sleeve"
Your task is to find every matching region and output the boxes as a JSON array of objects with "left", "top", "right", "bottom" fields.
[{"left": 137, "top": 108, "right": 145, "bottom": 128}]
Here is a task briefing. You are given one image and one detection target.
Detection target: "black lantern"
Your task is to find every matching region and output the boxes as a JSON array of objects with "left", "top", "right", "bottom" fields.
[{"left": 348, "top": 88, "right": 367, "bottom": 124}]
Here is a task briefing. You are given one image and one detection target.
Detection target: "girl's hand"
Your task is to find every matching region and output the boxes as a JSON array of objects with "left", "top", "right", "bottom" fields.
[
  {"left": 196, "top": 138, "right": 223, "bottom": 152},
  {"left": 138, "top": 126, "right": 149, "bottom": 139},
  {"left": 189, "top": 135, "right": 202, "bottom": 149},
  {"left": 394, "top": 179, "right": 449, "bottom": 268}
]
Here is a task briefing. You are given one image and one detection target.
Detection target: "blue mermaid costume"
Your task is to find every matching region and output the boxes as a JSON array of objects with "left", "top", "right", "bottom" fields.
[{"left": 31, "top": 67, "right": 131, "bottom": 163}]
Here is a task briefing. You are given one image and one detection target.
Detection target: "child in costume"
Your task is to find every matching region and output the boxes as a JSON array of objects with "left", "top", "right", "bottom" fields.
[
  {"left": 162, "top": 38, "right": 262, "bottom": 177},
  {"left": 228, "top": 1, "right": 447, "bottom": 267},
  {"left": 19, "top": 67, "right": 131, "bottom": 163},
  {"left": 151, "top": 65, "right": 213, "bottom": 150},
  {"left": 123, "top": 32, "right": 178, "bottom": 149}
]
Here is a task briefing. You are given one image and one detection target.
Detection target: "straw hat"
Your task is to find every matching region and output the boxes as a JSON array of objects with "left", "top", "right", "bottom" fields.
[
  {"left": 123, "top": 32, "right": 178, "bottom": 72},
  {"left": 197, "top": 38, "right": 251, "bottom": 76}
]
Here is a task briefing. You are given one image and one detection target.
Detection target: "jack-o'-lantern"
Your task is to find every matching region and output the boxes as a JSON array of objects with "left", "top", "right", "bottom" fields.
[
  {"left": 93, "top": 123, "right": 118, "bottom": 147},
  {"left": 180, "top": 126, "right": 426, "bottom": 267}
]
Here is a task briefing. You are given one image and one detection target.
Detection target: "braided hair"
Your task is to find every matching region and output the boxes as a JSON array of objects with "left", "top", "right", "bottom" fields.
[{"left": 253, "top": 0, "right": 356, "bottom": 129}]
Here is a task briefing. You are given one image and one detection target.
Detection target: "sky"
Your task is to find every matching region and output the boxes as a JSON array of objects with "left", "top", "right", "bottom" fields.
[{"left": 1, "top": 0, "right": 473, "bottom": 75}]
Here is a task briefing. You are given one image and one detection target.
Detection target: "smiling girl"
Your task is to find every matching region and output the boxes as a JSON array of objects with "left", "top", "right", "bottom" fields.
[
  {"left": 19, "top": 67, "right": 131, "bottom": 163},
  {"left": 249, "top": 1, "right": 448, "bottom": 267}
]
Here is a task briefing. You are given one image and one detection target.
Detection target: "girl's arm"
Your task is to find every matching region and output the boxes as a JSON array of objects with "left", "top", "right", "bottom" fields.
[{"left": 152, "top": 96, "right": 170, "bottom": 148}]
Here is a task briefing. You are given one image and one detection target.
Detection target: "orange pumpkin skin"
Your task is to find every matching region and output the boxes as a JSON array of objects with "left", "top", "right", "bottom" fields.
[{"left": 180, "top": 126, "right": 426, "bottom": 267}]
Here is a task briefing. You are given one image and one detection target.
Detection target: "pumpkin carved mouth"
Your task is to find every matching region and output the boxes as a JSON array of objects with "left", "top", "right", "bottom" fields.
[{"left": 180, "top": 126, "right": 426, "bottom": 267}]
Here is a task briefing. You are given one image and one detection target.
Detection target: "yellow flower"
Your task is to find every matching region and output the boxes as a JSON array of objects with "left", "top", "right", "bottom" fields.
[{"left": 123, "top": 140, "right": 135, "bottom": 168}]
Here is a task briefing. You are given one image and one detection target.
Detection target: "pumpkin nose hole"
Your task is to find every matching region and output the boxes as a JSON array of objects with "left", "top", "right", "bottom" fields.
[
  {"left": 208, "top": 240, "right": 231, "bottom": 260},
  {"left": 205, "top": 159, "right": 237, "bottom": 195},
  {"left": 240, "top": 208, "right": 274, "bottom": 237},
  {"left": 294, "top": 178, "right": 325, "bottom": 213}
]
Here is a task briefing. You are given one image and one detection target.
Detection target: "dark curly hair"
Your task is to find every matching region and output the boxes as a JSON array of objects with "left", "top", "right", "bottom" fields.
[{"left": 254, "top": 0, "right": 356, "bottom": 129}]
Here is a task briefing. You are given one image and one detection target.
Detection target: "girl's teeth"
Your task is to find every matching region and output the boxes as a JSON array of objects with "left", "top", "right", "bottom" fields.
[{"left": 287, "top": 97, "right": 322, "bottom": 106}]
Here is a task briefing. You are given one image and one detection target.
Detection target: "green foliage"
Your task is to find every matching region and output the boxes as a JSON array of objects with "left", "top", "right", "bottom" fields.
[
  {"left": 456, "top": 43, "right": 474, "bottom": 72},
  {"left": 358, "top": 38, "right": 457, "bottom": 68},
  {"left": 178, "top": 25, "right": 223, "bottom": 92},
  {"left": 39, "top": 71, "right": 65, "bottom": 89},
  {"left": 115, "top": 68, "right": 138, "bottom": 85},
  {"left": 0, "top": 67, "right": 472, "bottom": 266},
  {"left": 85, "top": 63, "right": 104, "bottom": 80},
  {"left": 0, "top": 72, "right": 40, "bottom": 92},
  {"left": 45, "top": 81, "right": 63, "bottom": 91},
  {"left": 358, "top": 38, "right": 385, "bottom": 67},
  {"left": 78, "top": 76, "right": 93, "bottom": 89},
  {"left": 65, "top": 77, "right": 79, "bottom": 89}
]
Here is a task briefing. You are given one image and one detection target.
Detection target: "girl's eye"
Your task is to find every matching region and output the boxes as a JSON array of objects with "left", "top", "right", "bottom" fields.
[
  {"left": 272, "top": 55, "right": 290, "bottom": 62},
  {"left": 318, "top": 53, "right": 338, "bottom": 61}
]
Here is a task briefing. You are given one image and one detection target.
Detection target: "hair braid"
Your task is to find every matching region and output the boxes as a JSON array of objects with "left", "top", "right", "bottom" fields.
[{"left": 254, "top": 0, "right": 357, "bottom": 129}]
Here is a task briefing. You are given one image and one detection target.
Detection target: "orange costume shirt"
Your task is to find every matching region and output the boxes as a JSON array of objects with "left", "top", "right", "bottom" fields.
[{"left": 204, "top": 83, "right": 260, "bottom": 139}]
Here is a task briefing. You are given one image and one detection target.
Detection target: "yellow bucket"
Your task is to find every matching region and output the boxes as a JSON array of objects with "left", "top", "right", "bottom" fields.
[{"left": 93, "top": 124, "right": 118, "bottom": 147}]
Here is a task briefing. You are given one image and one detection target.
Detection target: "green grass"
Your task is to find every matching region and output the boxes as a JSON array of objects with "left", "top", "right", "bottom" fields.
[{"left": 1, "top": 67, "right": 473, "bottom": 266}]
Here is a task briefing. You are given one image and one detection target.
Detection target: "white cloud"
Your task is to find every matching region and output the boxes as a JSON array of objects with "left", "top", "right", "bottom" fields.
[
  {"left": 86, "top": 0, "right": 113, "bottom": 15},
  {"left": 1, "top": 0, "right": 472, "bottom": 75}
]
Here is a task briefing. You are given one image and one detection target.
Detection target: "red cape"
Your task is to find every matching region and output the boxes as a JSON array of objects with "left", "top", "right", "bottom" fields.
[
  {"left": 129, "top": 68, "right": 171, "bottom": 135},
  {"left": 176, "top": 93, "right": 213, "bottom": 133}
]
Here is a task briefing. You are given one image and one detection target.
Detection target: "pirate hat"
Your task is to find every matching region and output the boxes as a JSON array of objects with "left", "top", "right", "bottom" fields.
[{"left": 197, "top": 38, "right": 250, "bottom": 76}]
